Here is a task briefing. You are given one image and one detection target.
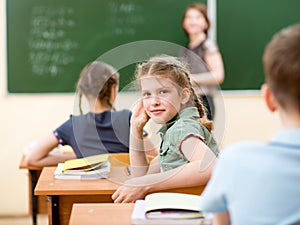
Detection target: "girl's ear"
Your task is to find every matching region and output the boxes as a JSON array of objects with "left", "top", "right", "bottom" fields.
[
  {"left": 261, "top": 83, "right": 277, "bottom": 112},
  {"left": 181, "top": 87, "right": 191, "bottom": 105}
]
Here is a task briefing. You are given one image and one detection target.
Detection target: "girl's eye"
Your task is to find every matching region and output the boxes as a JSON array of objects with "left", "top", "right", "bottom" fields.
[
  {"left": 159, "top": 90, "right": 168, "bottom": 95},
  {"left": 142, "top": 92, "right": 151, "bottom": 98}
]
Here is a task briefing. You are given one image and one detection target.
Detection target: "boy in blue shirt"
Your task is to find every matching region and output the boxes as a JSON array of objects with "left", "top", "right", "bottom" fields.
[{"left": 201, "top": 23, "right": 300, "bottom": 225}]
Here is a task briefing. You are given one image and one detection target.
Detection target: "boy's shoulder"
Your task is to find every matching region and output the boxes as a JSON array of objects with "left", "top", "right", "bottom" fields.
[
  {"left": 220, "top": 141, "right": 266, "bottom": 160},
  {"left": 212, "top": 141, "right": 267, "bottom": 171},
  {"left": 226, "top": 140, "right": 265, "bottom": 149}
]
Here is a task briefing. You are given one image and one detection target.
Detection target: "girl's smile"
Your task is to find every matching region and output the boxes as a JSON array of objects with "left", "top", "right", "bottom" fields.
[{"left": 150, "top": 109, "right": 166, "bottom": 115}]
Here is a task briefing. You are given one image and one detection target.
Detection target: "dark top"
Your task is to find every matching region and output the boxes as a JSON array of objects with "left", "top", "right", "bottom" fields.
[
  {"left": 179, "top": 38, "right": 218, "bottom": 96},
  {"left": 53, "top": 109, "right": 131, "bottom": 158},
  {"left": 181, "top": 41, "right": 209, "bottom": 74}
]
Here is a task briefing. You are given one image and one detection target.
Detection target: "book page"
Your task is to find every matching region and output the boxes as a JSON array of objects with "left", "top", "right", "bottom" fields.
[{"left": 145, "top": 193, "right": 202, "bottom": 212}]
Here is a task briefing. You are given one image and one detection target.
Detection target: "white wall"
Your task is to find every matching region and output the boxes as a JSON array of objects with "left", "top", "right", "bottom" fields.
[{"left": 0, "top": 0, "right": 281, "bottom": 215}]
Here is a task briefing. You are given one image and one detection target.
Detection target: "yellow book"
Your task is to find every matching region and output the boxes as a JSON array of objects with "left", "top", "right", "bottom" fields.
[
  {"left": 54, "top": 162, "right": 110, "bottom": 180},
  {"left": 62, "top": 154, "right": 109, "bottom": 172}
]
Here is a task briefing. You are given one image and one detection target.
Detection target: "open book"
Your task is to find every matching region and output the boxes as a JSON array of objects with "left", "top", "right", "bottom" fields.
[
  {"left": 54, "top": 154, "right": 110, "bottom": 180},
  {"left": 131, "top": 193, "right": 212, "bottom": 225}
]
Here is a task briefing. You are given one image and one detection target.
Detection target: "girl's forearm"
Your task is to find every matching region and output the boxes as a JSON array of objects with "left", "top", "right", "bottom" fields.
[
  {"left": 29, "top": 152, "right": 76, "bottom": 167},
  {"left": 129, "top": 127, "right": 150, "bottom": 176},
  {"left": 127, "top": 160, "right": 214, "bottom": 194}
]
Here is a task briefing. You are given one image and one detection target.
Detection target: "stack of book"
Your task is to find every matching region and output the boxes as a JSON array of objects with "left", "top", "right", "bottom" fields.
[
  {"left": 131, "top": 192, "right": 212, "bottom": 225},
  {"left": 54, "top": 154, "right": 110, "bottom": 180}
]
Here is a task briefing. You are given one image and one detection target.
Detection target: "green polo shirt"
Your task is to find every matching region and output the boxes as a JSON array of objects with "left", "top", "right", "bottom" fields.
[{"left": 158, "top": 107, "right": 219, "bottom": 172}]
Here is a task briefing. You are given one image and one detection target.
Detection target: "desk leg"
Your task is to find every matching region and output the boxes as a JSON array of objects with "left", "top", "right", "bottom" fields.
[
  {"left": 29, "top": 170, "right": 38, "bottom": 225},
  {"left": 48, "top": 196, "right": 59, "bottom": 225}
]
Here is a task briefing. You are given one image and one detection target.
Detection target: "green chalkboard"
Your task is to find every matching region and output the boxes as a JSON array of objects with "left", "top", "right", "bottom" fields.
[
  {"left": 218, "top": 0, "right": 300, "bottom": 90},
  {"left": 8, "top": 1, "right": 299, "bottom": 93},
  {"left": 7, "top": 0, "right": 203, "bottom": 93}
]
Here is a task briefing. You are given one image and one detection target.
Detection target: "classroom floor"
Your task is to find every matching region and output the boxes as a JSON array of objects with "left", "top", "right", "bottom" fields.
[{"left": 0, "top": 215, "right": 48, "bottom": 225}]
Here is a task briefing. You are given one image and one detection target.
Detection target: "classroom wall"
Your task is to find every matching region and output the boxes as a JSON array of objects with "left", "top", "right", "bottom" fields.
[{"left": 0, "top": 0, "right": 281, "bottom": 215}]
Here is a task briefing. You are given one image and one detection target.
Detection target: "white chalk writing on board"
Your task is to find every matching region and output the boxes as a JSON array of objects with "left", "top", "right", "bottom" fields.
[
  {"left": 28, "top": 6, "right": 78, "bottom": 76},
  {"left": 108, "top": 1, "right": 144, "bottom": 36}
]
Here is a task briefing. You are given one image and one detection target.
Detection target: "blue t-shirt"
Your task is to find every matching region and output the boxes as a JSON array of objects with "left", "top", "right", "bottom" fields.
[
  {"left": 54, "top": 109, "right": 131, "bottom": 158},
  {"left": 201, "top": 128, "right": 300, "bottom": 225}
]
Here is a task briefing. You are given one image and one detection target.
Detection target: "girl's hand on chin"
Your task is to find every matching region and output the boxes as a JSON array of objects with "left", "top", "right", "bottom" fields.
[{"left": 131, "top": 100, "right": 150, "bottom": 131}]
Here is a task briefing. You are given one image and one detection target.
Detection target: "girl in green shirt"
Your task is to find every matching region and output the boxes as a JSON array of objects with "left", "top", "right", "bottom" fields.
[{"left": 112, "top": 55, "right": 219, "bottom": 203}]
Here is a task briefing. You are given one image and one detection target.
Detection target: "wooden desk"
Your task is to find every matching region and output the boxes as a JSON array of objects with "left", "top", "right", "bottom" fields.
[
  {"left": 69, "top": 203, "right": 134, "bottom": 225},
  {"left": 35, "top": 166, "right": 121, "bottom": 225},
  {"left": 35, "top": 153, "right": 205, "bottom": 225},
  {"left": 34, "top": 153, "right": 133, "bottom": 225},
  {"left": 20, "top": 152, "right": 130, "bottom": 225},
  {"left": 19, "top": 155, "right": 48, "bottom": 225},
  {"left": 34, "top": 154, "right": 129, "bottom": 225},
  {"left": 69, "top": 203, "right": 213, "bottom": 225}
]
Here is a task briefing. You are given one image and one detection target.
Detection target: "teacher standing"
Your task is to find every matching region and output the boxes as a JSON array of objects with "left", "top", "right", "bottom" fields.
[{"left": 180, "top": 2, "right": 224, "bottom": 120}]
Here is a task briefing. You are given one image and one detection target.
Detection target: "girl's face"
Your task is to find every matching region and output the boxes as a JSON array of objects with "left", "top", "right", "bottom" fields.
[
  {"left": 182, "top": 8, "right": 207, "bottom": 36},
  {"left": 140, "top": 75, "right": 188, "bottom": 124}
]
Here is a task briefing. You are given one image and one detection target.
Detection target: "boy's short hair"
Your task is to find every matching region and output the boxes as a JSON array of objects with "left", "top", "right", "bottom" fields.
[{"left": 263, "top": 23, "right": 300, "bottom": 112}]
